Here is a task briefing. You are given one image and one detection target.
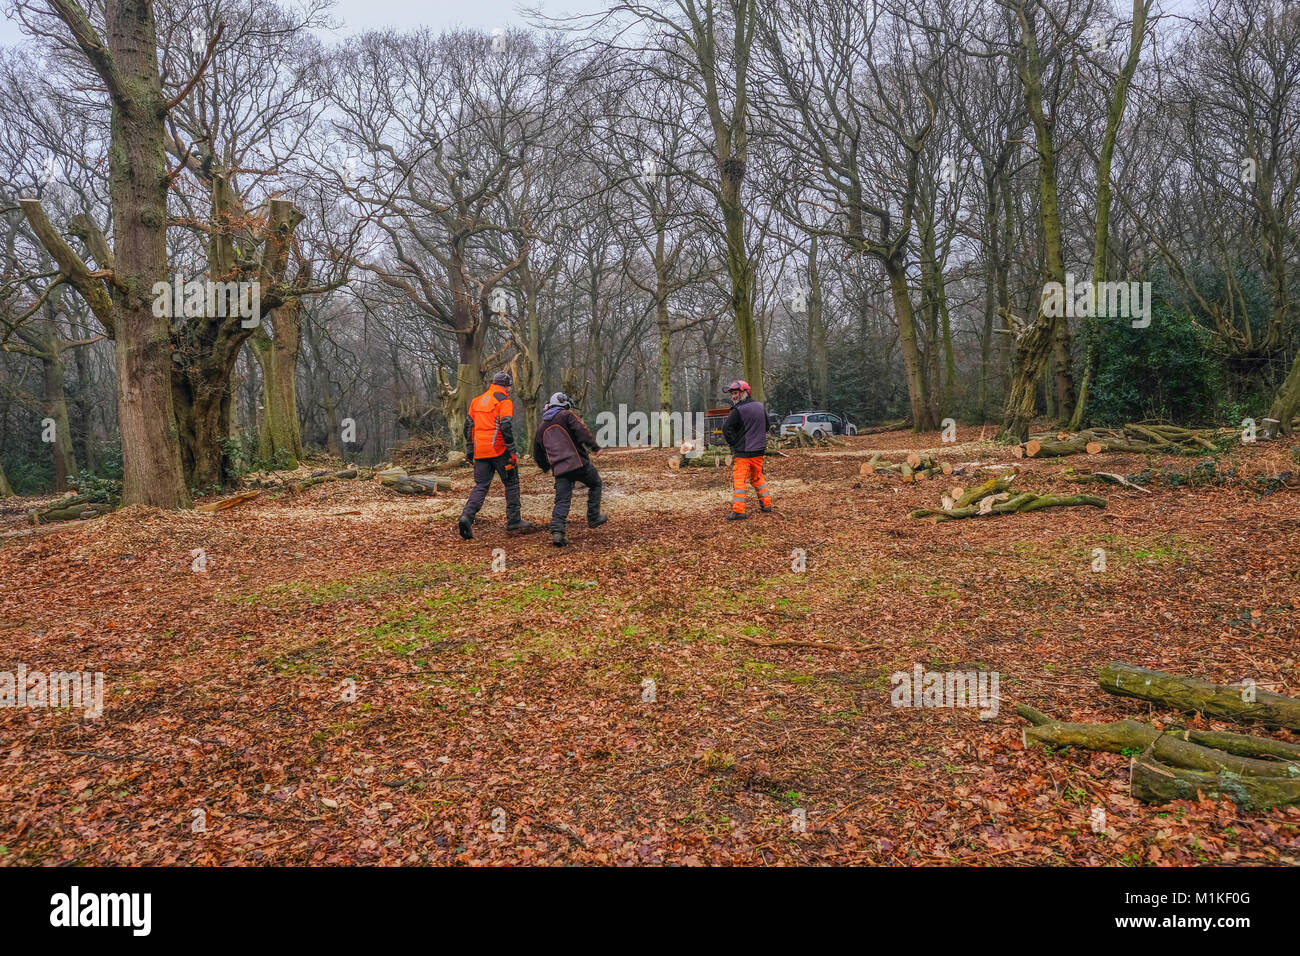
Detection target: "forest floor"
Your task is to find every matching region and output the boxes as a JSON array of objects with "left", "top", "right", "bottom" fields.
[{"left": 1, "top": 426, "right": 1298, "bottom": 865}]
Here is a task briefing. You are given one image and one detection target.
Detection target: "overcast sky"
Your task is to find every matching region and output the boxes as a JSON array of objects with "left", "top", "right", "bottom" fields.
[{"left": 0, "top": 0, "right": 606, "bottom": 48}]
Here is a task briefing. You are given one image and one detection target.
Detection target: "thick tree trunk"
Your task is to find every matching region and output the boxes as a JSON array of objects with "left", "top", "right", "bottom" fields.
[
  {"left": 251, "top": 302, "right": 305, "bottom": 469},
  {"left": 721, "top": 174, "right": 763, "bottom": 401},
  {"left": 0, "top": 460, "right": 13, "bottom": 497},
  {"left": 807, "top": 234, "right": 828, "bottom": 408},
  {"left": 108, "top": 2, "right": 191, "bottom": 508},
  {"left": 1266, "top": 348, "right": 1300, "bottom": 437},
  {"left": 1000, "top": 320, "right": 1050, "bottom": 442},
  {"left": 1007, "top": 3, "right": 1075, "bottom": 432},
  {"left": 886, "top": 261, "right": 937, "bottom": 432},
  {"left": 441, "top": 327, "right": 485, "bottom": 454},
  {"left": 43, "top": 352, "right": 77, "bottom": 490}
]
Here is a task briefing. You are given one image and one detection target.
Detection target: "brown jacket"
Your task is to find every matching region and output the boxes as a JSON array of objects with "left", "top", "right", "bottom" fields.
[{"left": 533, "top": 407, "right": 599, "bottom": 476}]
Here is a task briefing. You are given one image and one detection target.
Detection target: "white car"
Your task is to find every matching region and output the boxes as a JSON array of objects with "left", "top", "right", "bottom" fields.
[{"left": 780, "top": 411, "right": 857, "bottom": 438}]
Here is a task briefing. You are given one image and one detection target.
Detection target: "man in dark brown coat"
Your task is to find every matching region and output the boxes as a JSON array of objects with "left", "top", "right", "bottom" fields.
[{"left": 532, "top": 392, "right": 607, "bottom": 547}]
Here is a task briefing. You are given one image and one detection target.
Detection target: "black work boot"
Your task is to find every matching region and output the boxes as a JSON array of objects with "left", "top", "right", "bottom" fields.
[
  {"left": 588, "top": 513, "right": 608, "bottom": 528},
  {"left": 727, "top": 511, "right": 747, "bottom": 521},
  {"left": 552, "top": 530, "right": 567, "bottom": 547},
  {"left": 506, "top": 519, "right": 537, "bottom": 535},
  {"left": 457, "top": 516, "right": 473, "bottom": 540},
  {"left": 760, "top": 503, "right": 773, "bottom": 513}
]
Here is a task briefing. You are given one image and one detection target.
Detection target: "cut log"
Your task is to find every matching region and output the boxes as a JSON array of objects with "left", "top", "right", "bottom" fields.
[
  {"left": 906, "top": 451, "right": 922, "bottom": 469},
  {"left": 1130, "top": 755, "right": 1300, "bottom": 809},
  {"left": 1167, "top": 728, "right": 1300, "bottom": 763},
  {"left": 1024, "top": 439, "right": 1042, "bottom": 458},
  {"left": 1099, "top": 662, "right": 1300, "bottom": 731},
  {"left": 293, "top": 467, "right": 371, "bottom": 493},
  {"left": 385, "top": 476, "right": 451, "bottom": 495},
  {"left": 1017, "top": 706, "right": 1297, "bottom": 777},
  {"left": 1085, "top": 441, "right": 1102, "bottom": 455}
]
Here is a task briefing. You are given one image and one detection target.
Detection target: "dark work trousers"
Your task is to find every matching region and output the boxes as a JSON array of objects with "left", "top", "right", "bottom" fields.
[
  {"left": 551, "top": 461, "right": 602, "bottom": 532},
  {"left": 460, "top": 453, "right": 522, "bottom": 526}
]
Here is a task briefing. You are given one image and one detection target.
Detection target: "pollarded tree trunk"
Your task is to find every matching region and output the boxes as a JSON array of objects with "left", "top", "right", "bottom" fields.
[
  {"left": 0, "top": 460, "right": 14, "bottom": 497},
  {"left": 1002, "top": 0, "right": 1075, "bottom": 436},
  {"left": 1002, "top": 319, "right": 1051, "bottom": 442},
  {"left": 440, "top": 322, "right": 486, "bottom": 453},
  {"left": 251, "top": 301, "right": 305, "bottom": 468}
]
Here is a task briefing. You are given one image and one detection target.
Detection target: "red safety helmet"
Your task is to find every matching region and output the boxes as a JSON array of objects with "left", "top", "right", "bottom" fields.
[{"left": 726, "top": 380, "right": 751, "bottom": 394}]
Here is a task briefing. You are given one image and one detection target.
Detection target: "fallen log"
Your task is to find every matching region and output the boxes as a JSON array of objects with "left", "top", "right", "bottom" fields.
[
  {"left": 855, "top": 419, "right": 909, "bottom": 435},
  {"left": 1017, "top": 704, "right": 1300, "bottom": 808},
  {"left": 911, "top": 469, "right": 1103, "bottom": 521},
  {"left": 292, "top": 467, "right": 372, "bottom": 493},
  {"left": 29, "top": 496, "right": 115, "bottom": 524},
  {"left": 1017, "top": 705, "right": 1297, "bottom": 777},
  {"left": 1130, "top": 755, "right": 1300, "bottom": 810},
  {"left": 1099, "top": 662, "right": 1300, "bottom": 731},
  {"left": 385, "top": 475, "right": 452, "bottom": 495},
  {"left": 196, "top": 490, "right": 261, "bottom": 513},
  {"left": 1167, "top": 728, "right": 1300, "bottom": 763}
]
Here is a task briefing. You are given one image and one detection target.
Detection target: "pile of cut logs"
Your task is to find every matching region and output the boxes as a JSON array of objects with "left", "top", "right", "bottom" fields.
[
  {"left": 1012, "top": 423, "right": 1220, "bottom": 459},
  {"left": 862, "top": 451, "right": 962, "bottom": 482},
  {"left": 1022, "top": 663, "right": 1300, "bottom": 809}
]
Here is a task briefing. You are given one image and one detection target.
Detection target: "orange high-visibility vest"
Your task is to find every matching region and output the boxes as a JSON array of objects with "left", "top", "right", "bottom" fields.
[{"left": 469, "top": 386, "right": 513, "bottom": 459}]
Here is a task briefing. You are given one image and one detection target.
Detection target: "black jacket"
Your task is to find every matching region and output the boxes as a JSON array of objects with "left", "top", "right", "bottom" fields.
[{"left": 723, "top": 397, "right": 768, "bottom": 458}]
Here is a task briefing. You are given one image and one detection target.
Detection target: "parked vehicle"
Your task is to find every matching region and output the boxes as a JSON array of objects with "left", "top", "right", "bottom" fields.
[{"left": 780, "top": 411, "right": 858, "bottom": 438}]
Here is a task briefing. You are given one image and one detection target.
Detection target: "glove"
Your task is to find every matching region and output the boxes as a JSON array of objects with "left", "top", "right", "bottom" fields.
[{"left": 508, "top": 453, "right": 518, "bottom": 469}]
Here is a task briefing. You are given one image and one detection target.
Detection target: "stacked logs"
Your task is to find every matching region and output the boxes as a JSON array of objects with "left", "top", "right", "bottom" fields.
[
  {"left": 1012, "top": 424, "right": 1220, "bottom": 459},
  {"left": 667, "top": 444, "right": 733, "bottom": 469},
  {"left": 863, "top": 451, "right": 960, "bottom": 482},
  {"left": 376, "top": 466, "right": 451, "bottom": 495},
  {"left": 909, "top": 469, "right": 1106, "bottom": 521},
  {"left": 1021, "top": 663, "right": 1300, "bottom": 809}
]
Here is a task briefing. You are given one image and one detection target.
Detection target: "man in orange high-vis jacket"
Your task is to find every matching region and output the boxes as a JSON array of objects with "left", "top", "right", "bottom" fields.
[
  {"left": 457, "top": 371, "right": 536, "bottom": 540},
  {"left": 721, "top": 379, "right": 772, "bottom": 520}
]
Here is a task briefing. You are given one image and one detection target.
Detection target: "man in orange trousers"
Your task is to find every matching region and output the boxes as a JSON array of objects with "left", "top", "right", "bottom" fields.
[{"left": 720, "top": 379, "right": 772, "bottom": 520}]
